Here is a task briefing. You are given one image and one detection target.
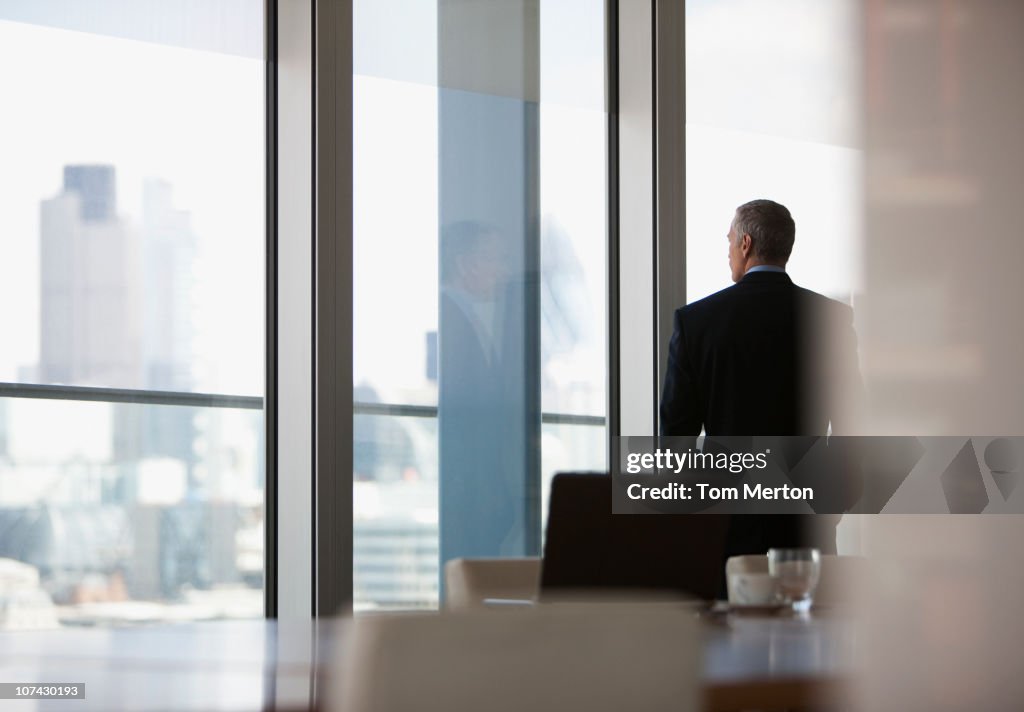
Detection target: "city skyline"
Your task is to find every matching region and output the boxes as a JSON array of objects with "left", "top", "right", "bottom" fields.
[{"left": 0, "top": 18, "right": 265, "bottom": 396}]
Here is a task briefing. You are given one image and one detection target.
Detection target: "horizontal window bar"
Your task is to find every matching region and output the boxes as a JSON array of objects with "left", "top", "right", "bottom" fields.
[
  {"left": 352, "top": 401, "right": 605, "bottom": 427},
  {"left": 539, "top": 412, "right": 606, "bottom": 427},
  {"left": 0, "top": 382, "right": 262, "bottom": 410},
  {"left": 353, "top": 402, "right": 437, "bottom": 418},
  {"left": 0, "top": 383, "right": 606, "bottom": 427}
]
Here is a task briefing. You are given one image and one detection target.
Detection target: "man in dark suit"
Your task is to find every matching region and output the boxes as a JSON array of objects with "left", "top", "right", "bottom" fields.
[
  {"left": 439, "top": 221, "right": 520, "bottom": 560},
  {"left": 659, "top": 199, "right": 861, "bottom": 564}
]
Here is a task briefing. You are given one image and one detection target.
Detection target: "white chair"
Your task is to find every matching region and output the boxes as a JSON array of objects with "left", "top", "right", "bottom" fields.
[
  {"left": 443, "top": 557, "right": 541, "bottom": 610},
  {"left": 328, "top": 603, "right": 700, "bottom": 712}
]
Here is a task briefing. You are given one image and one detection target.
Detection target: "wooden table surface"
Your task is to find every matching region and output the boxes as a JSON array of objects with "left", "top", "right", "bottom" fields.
[
  {"left": 0, "top": 614, "right": 855, "bottom": 711},
  {"left": 700, "top": 613, "right": 853, "bottom": 710}
]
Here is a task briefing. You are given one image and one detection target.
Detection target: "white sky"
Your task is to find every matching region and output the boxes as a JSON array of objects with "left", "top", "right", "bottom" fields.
[
  {"left": 685, "top": 0, "right": 863, "bottom": 303},
  {"left": 0, "top": 19, "right": 265, "bottom": 395}
]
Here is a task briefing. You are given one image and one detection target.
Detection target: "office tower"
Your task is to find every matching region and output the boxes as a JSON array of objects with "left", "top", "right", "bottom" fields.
[
  {"left": 119, "top": 179, "right": 200, "bottom": 508},
  {"left": 111, "top": 178, "right": 199, "bottom": 497},
  {"left": 141, "top": 179, "right": 196, "bottom": 391},
  {"left": 38, "top": 169, "right": 198, "bottom": 394},
  {"left": 63, "top": 165, "right": 116, "bottom": 222},
  {"left": 37, "top": 167, "right": 223, "bottom": 597},
  {"left": 39, "top": 165, "right": 143, "bottom": 387}
]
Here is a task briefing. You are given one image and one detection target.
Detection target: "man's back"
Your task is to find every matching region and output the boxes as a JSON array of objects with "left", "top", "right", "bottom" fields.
[
  {"left": 661, "top": 270, "right": 857, "bottom": 437},
  {"left": 659, "top": 269, "right": 860, "bottom": 564}
]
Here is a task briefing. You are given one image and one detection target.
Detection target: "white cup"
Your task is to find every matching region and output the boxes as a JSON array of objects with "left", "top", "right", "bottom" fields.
[{"left": 727, "top": 572, "right": 777, "bottom": 605}]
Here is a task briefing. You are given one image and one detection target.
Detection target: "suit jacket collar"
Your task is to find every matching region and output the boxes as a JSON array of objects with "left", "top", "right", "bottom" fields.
[{"left": 739, "top": 270, "right": 793, "bottom": 285}]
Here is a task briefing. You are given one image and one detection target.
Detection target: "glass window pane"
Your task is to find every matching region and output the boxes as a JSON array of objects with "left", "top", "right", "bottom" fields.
[
  {"left": 0, "top": 4, "right": 265, "bottom": 628},
  {"left": 685, "top": 0, "right": 862, "bottom": 303},
  {"left": 0, "top": 7, "right": 265, "bottom": 395},
  {"left": 0, "top": 398, "right": 263, "bottom": 627},
  {"left": 540, "top": 421, "right": 606, "bottom": 539},
  {"left": 354, "top": 412, "right": 438, "bottom": 611},
  {"left": 353, "top": 0, "right": 606, "bottom": 610}
]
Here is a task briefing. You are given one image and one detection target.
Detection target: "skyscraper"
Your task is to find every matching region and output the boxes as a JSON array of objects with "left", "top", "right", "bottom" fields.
[
  {"left": 62, "top": 165, "right": 116, "bottom": 223},
  {"left": 38, "top": 167, "right": 198, "bottom": 393},
  {"left": 37, "top": 165, "right": 211, "bottom": 598},
  {"left": 39, "top": 164, "right": 143, "bottom": 387},
  {"left": 141, "top": 178, "right": 197, "bottom": 391},
  {"left": 38, "top": 167, "right": 200, "bottom": 480}
]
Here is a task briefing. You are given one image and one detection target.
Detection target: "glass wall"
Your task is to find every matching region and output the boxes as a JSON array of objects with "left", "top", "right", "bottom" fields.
[
  {"left": 353, "top": 0, "right": 606, "bottom": 610},
  {"left": 0, "top": 4, "right": 264, "bottom": 627}
]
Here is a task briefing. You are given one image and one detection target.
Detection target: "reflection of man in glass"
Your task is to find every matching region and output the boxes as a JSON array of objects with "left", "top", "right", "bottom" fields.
[
  {"left": 441, "top": 222, "right": 507, "bottom": 372},
  {"left": 660, "top": 200, "right": 861, "bottom": 563},
  {"left": 438, "top": 221, "right": 518, "bottom": 559}
]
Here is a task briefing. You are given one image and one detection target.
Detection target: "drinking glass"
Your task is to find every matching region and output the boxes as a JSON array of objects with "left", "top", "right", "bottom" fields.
[{"left": 768, "top": 548, "right": 821, "bottom": 613}]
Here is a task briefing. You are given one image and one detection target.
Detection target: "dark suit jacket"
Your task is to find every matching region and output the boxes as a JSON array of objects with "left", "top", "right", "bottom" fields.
[
  {"left": 438, "top": 290, "right": 515, "bottom": 558},
  {"left": 659, "top": 270, "right": 861, "bottom": 567}
]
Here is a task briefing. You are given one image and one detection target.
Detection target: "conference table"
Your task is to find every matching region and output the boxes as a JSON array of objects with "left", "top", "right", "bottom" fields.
[
  {"left": 701, "top": 611, "right": 853, "bottom": 710},
  {"left": 0, "top": 612, "right": 855, "bottom": 711}
]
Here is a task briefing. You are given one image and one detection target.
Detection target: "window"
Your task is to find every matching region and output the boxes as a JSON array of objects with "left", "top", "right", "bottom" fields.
[
  {"left": 682, "top": 0, "right": 863, "bottom": 550},
  {"left": 685, "top": 0, "right": 862, "bottom": 304},
  {"left": 352, "top": 0, "right": 607, "bottom": 610},
  {"left": 0, "top": 5, "right": 265, "bottom": 627}
]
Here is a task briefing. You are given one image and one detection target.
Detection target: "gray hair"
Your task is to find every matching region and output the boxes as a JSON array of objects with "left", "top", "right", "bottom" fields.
[{"left": 732, "top": 199, "right": 795, "bottom": 263}]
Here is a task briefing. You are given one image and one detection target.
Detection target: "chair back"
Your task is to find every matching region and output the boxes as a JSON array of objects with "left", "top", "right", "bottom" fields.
[
  {"left": 541, "top": 473, "right": 728, "bottom": 600},
  {"left": 330, "top": 604, "right": 700, "bottom": 712},
  {"left": 444, "top": 557, "right": 541, "bottom": 609}
]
